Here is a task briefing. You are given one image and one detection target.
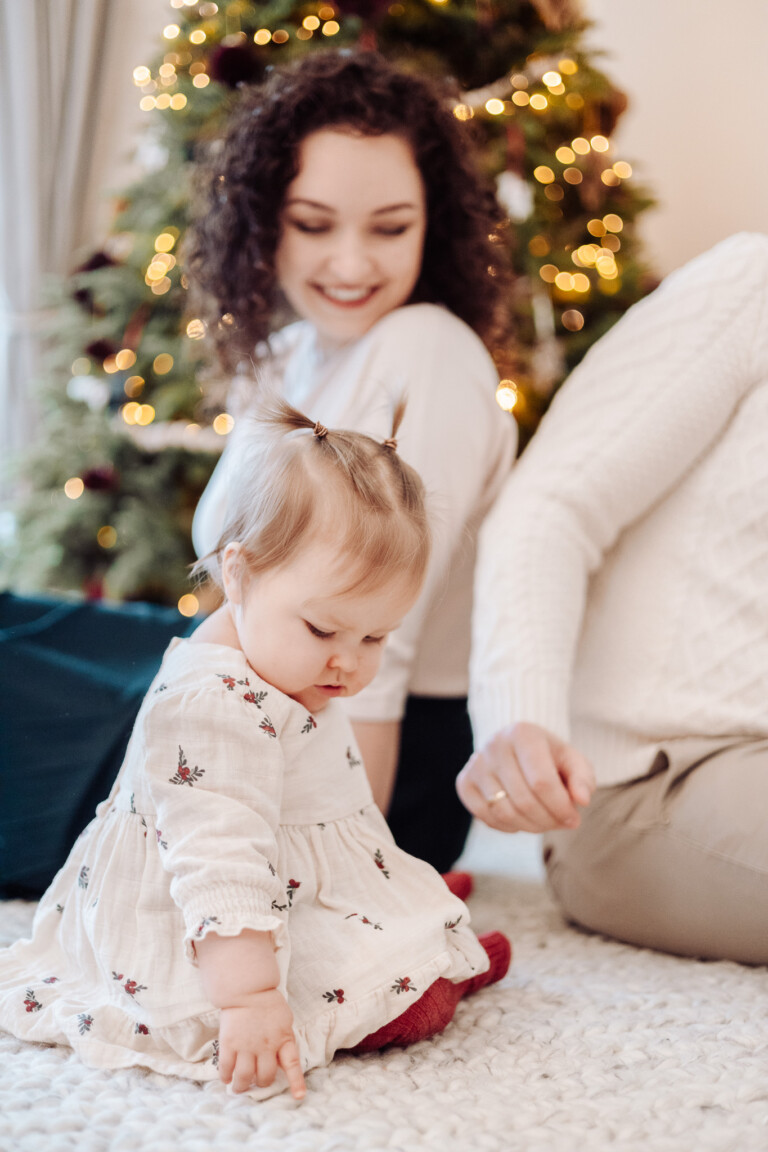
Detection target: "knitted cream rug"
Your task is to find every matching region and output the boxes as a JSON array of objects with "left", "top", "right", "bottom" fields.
[{"left": 1, "top": 826, "right": 766, "bottom": 1152}]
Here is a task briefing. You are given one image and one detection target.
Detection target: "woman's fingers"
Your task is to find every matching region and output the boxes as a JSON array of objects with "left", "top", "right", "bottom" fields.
[
  {"left": 457, "top": 723, "right": 595, "bottom": 833},
  {"left": 231, "top": 1050, "right": 258, "bottom": 1094}
]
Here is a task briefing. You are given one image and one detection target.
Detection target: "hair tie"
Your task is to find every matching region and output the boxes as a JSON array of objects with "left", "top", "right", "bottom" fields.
[
  {"left": 383, "top": 437, "right": 398, "bottom": 451},
  {"left": 313, "top": 421, "right": 328, "bottom": 440}
]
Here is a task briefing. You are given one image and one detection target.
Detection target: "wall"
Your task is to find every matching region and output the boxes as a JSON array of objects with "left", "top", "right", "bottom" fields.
[{"left": 585, "top": 0, "right": 768, "bottom": 275}]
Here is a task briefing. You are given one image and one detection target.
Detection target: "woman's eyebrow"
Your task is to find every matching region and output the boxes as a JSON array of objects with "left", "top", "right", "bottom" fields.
[{"left": 285, "top": 198, "right": 419, "bottom": 215}]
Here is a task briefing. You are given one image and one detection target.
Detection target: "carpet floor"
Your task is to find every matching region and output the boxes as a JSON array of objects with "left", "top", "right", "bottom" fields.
[{"left": 0, "top": 825, "right": 766, "bottom": 1152}]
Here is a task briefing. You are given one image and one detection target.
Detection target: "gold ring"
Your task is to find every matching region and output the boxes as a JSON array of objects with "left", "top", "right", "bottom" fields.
[{"left": 487, "top": 789, "right": 508, "bottom": 806}]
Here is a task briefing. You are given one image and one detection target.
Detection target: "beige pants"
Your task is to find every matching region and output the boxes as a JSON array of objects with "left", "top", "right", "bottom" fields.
[{"left": 543, "top": 736, "right": 768, "bottom": 964}]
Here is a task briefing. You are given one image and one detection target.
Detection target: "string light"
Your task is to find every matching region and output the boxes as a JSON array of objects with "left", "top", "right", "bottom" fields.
[
  {"left": 296, "top": 27, "right": 313, "bottom": 39},
  {"left": 544, "top": 185, "right": 564, "bottom": 201},
  {"left": 603, "top": 214, "right": 624, "bottom": 232},
  {"left": 115, "top": 349, "right": 136, "bottom": 371},
  {"left": 151, "top": 278, "right": 171, "bottom": 294},
  {"left": 153, "top": 354, "right": 174, "bottom": 375},
  {"left": 272, "top": 29, "right": 289, "bottom": 43},
  {"left": 133, "top": 66, "right": 151, "bottom": 85},
  {"left": 170, "top": 94, "right": 187, "bottom": 110},
  {"left": 135, "top": 404, "right": 156, "bottom": 426},
  {"left": 154, "top": 232, "right": 176, "bottom": 253},
  {"left": 64, "top": 478, "right": 84, "bottom": 500},
  {"left": 485, "top": 98, "right": 505, "bottom": 115},
  {"left": 122, "top": 402, "right": 140, "bottom": 424},
  {"left": 103, "top": 355, "right": 119, "bottom": 374},
  {"left": 542, "top": 71, "right": 562, "bottom": 87},
  {"left": 155, "top": 94, "right": 172, "bottom": 110},
  {"left": 303, "top": 15, "right": 320, "bottom": 29},
  {"left": 556, "top": 146, "right": 575, "bottom": 164},
  {"left": 453, "top": 104, "right": 473, "bottom": 121},
  {"left": 124, "top": 376, "right": 145, "bottom": 398},
  {"left": 71, "top": 357, "right": 91, "bottom": 375},
  {"left": 565, "top": 93, "right": 584, "bottom": 110},
  {"left": 319, "top": 5, "right": 336, "bottom": 16},
  {"left": 561, "top": 309, "right": 584, "bottom": 331},
  {"left": 189, "top": 29, "right": 206, "bottom": 44},
  {"left": 321, "top": 21, "right": 340, "bottom": 35},
  {"left": 555, "top": 272, "right": 574, "bottom": 291},
  {"left": 213, "top": 413, "right": 235, "bottom": 435},
  {"left": 528, "top": 235, "right": 550, "bottom": 256},
  {"left": 591, "top": 135, "right": 610, "bottom": 152},
  {"left": 511, "top": 91, "right": 529, "bottom": 107},
  {"left": 613, "top": 161, "right": 633, "bottom": 179},
  {"left": 601, "top": 169, "right": 620, "bottom": 187},
  {"left": 178, "top": 594, "right": 200, "bottom": 617},
  {"left": 158, "top": 63, "right": 176, "bottom": 79},
  {"left": 539, "top": 264, "right": 559, "bottom": 283},
  {"left": 559, "top": 58, "right": 578, "bottom": 75},
  {"left": 572, "top": 137, "right": 590, "bottom": 154},
  {"left": 254, "top": 28, "right": 271, "bottom": 43},
  {"left": 192, "top": 74, "right": 210, "bottom": 88},
  {"left": 186, "top": 319, "right": 206, "bottom": 339},
  {"left": 529, "top": 94, "right": 548, "bottom": 111},
  {"left": 572, "top": 273, "right": 590, "bottom": 292},
  {"left": 140, "top": 97, "right": 156, "bottom": 112},
  {"left": 510, "top": 74, "right": 528, "bottom": 88},
  {"left": 563, "top": 168, "right": 582, "bottom": 184},
  {"left": 495, "top": 381, "right": 518, "bottom": 411},
  {"left": 163, "top": 24, "right": 180, "bottom": 39},
  {"left": 587, "top": 219, "right": 606, "bottom": 237},
  {"left": 97, "top": 526, "right": 118, "bottom": 549},
  {"left": 533, "top": 166, "right": 555, "bottom": 184}
]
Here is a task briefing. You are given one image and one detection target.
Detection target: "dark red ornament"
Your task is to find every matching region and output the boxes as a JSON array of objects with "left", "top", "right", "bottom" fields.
[
  {"left": 82, "top": 466, "right": 119, "bottom": 492},
  {"left": 208, "top": 44, "right": 265, "bottom": 87}
]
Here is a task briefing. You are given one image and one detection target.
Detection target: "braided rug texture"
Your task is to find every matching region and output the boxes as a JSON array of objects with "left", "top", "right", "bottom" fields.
[{"left": 0, "top": 828, "right": 766, "bottom": 1152}]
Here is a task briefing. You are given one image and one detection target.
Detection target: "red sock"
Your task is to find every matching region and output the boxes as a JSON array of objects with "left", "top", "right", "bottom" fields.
[
  {"left": 441, "top": 871, "right": 474, "bottom": 901},
  {"left": 349, "top": 931, "right": 511, "bottom": 1053}
]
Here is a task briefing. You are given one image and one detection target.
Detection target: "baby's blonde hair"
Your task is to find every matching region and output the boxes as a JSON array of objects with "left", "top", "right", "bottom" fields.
[{"left": 193, "top": 396, "right": 430, "bottom": 599}]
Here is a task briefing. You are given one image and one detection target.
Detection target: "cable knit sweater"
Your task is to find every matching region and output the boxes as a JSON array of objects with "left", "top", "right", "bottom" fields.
[{"left": 469, "top": 233, "right": 768, "bottom": 786}]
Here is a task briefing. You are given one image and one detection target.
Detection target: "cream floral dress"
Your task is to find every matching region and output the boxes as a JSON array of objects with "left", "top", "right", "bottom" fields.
[{"left": 0, "top": 639, "right": 487, "bottom": 1096}]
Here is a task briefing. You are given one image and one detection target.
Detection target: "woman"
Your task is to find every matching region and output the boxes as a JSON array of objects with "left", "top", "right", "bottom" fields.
[
  {"left": 0, "top": 50, "right": 515, "bottom": 897},
  {"left": 460, "top": 232, "right": 768, "bottom": 964},
  {"left": 185, "top": 50, "right": 516, "bottom": 873}
]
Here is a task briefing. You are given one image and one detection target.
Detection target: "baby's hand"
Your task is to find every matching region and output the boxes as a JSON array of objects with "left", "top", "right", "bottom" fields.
[{"left": 218, "top": 989, "right": 306, "bottom": 1099}]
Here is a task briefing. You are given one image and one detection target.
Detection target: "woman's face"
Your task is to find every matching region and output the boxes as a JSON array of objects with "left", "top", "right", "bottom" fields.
[{"left": 275, "top": 129, "right": 427, "bottom": 345}]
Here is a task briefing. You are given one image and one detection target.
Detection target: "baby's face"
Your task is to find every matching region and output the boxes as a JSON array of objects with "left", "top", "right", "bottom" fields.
[{"left": 223, "top": 539, "right": 416, "bottom": 714}]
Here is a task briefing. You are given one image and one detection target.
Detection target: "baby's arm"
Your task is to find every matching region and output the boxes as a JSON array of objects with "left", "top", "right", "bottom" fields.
[{"left": 196, "top": 928, "right": 305, "bottom": 1098}]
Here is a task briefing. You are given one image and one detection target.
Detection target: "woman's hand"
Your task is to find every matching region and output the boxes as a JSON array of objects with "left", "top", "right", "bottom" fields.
[
  {"left": 456, "top": 722, "right": 595, "bottom": 833},
  {"left": 218, "top": 990, "right": 306, "bottom": 1098}
]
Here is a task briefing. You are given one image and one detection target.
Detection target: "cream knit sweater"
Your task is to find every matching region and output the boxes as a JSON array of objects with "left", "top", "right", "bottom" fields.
[{"left": 470, "top": 233, "right": 768, "bottom": 785}]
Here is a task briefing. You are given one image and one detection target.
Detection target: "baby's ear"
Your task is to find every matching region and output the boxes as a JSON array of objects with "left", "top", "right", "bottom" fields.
[{"left": 221, "top": 542, "right": 245, "bottom": 605}]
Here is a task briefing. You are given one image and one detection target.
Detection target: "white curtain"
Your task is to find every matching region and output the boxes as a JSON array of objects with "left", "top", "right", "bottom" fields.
[{"left": 0, "top": 0, "right": 121, "bottom": 502}]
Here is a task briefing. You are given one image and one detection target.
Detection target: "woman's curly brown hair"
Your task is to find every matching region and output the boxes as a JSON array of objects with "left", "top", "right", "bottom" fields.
[{"left": 186, "top": 50, "right": 512, "bottom": 373}]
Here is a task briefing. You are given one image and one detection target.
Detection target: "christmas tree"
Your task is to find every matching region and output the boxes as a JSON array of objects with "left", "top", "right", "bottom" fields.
[{"left": 2, "top": 0, "right": 654, "bottom": 613}]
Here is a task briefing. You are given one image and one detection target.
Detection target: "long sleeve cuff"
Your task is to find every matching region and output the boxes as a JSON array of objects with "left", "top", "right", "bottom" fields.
[{"left": 468, "top": 672, "right": 571, "bottom": 750}]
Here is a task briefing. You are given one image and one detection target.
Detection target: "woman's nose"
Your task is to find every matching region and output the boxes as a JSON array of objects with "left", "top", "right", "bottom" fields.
[{"left": 326, "top": 231, "right": 374, "bottom": 282}]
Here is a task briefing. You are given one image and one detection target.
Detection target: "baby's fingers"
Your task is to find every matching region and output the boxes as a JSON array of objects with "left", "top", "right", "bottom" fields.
[
  {"left": 279, "top": 1038, "right": 306, "bottom": 1100},
  {"left": 231, "top": 1050, "right": 258, "bottom": 1094}
]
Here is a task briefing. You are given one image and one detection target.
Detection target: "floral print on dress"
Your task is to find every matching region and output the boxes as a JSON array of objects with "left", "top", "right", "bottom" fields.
[
  {"left": 374, "top": 849, "right": 390, "bottom": 879},
  {"left": 302, "top": 715, "right": 317, "bottom": 734},
  {"left": 156, "top": 829, "right": 168, "bottom": 850},
  {"left": 78, "top": 1013, "right": 94, "bottom": 1034},
  {"left": 445, "top": 916, "right": 463, "bottom": 930},
  {"left": 323, "top": 989, "right": 345, "bottom": 1004},
  {"left": 346, "top": 746, "right": 362, "bottom": 769},
  {"left": 345, "top": 913, "right": 383, "bottom": 930},
  {"left": 286, "top": 879, "right": 301, "bottom": 907},
  {"left": 243, "top": 689, "right": 268, "bottom": 707},
  {"left": 78, "top": 866, "right": 90, "bottom": 889},
  {"left": 169, "top": 747, "right": 204, "bottom": 787},
  {"left": 24, "top": 990, "right": 42, "bottom": 1013},
  {"left": 217, "top": 674, "right": 267, "bottom": 708},
  {"left": 211, "top": 1039, "right": 219, "bottom": 1067},
  {"left": 259, "top": 717, "right": 277, "bottom": 739},
  {"left": 42, "top": 976, "right": 59, "bottom": 984},
  {"left": 194, "top": 916, "right": 221, "bottom": 939},
  {"left": 135, "top": 1023, "right": 150, "bottom": 1035},
  {"left": 392, "top": 976, "right": 417, "bottom": 995},
  {"left": 112, "top": 973, "right": 147, "bottom": 998}
]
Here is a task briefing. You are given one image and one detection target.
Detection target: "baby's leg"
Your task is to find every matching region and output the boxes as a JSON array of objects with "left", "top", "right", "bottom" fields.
[{"left": 349, "top": 931, "right": 511, "bottom": 1053}]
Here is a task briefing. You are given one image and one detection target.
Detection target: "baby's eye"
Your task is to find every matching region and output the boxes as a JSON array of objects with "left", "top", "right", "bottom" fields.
[
  {"left": 363, "top": 635, "right": 386, "bottom": 645},
  {"left": 305, "top": 621, "right": 334, "bottom": 639}
]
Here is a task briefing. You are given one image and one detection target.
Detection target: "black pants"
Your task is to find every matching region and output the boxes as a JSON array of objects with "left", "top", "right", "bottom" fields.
[{"left": 0, "top": 592, "right": 473, "bottom": 897}]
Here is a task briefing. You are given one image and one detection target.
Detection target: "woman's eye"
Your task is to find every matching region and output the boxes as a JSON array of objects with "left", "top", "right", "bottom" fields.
[
  {"left": 290, "top": 220, "right": 330, "bottom": 235},
  {"left": 373, "top": 225, "right": 409, "bottom": 237},
  {"left": 306, "top": 622, "right": 334, "bottom": 639},
  {"left": 363, "top": 635, "right": 386, "bottom": 645}
]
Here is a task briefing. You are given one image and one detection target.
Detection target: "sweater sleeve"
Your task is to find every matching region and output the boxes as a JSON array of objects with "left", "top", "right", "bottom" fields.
[
  {"left": 342, "top": 305, "right": 517, "bottom": 722},
  {"left": 469, "top": 232, "right": 768, "bottom": 748},
  {"left": 142, "top": 679, "right": 291, "bottom": 962}
]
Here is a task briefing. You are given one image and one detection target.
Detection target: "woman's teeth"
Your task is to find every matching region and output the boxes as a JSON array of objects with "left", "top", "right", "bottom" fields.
[{"left": 321, "top": 286, "right": 374, "bottom": 302}]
